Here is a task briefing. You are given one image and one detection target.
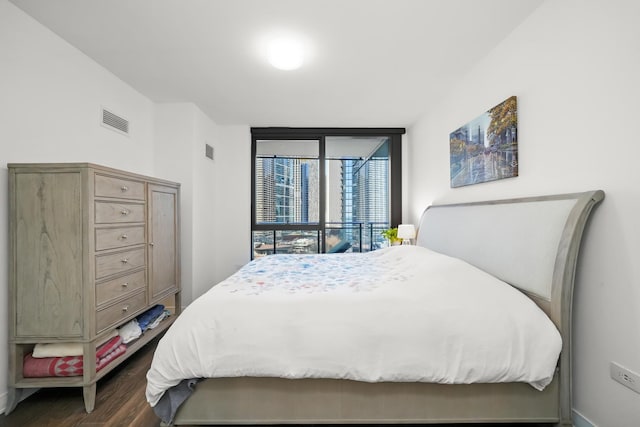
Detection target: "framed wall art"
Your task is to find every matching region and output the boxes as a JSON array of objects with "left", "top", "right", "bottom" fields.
[{"left": 449, "top": 96, "right": 518, "bottom": 188}]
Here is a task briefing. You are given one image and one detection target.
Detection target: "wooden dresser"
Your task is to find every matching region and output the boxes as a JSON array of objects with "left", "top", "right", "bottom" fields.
[{"left": 6, "top": 163, "right": 181, "bottom": 413}]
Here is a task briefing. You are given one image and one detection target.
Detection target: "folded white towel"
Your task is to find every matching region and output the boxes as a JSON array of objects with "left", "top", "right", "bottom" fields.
[
  {"left": 118, "top": 319, "right": 142, "bottom": 344},
  {"left": 32, "top": 330, "right": 118, "bottom": 358},
  {"left": 33, "top": 342, "right": 82, "bottom": 358}
]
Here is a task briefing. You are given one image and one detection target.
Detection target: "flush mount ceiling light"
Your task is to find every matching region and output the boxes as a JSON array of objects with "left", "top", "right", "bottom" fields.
[{"left": 267, "top": 37, "right": 305, "bottom": 70}]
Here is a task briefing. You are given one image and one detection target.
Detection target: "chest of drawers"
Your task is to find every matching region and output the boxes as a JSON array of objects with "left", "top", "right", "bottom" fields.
[{"left": 6, "top": 163, "right": 181, "bottom": 413}]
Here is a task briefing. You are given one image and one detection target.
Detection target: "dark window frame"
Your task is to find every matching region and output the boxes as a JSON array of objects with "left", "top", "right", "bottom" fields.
[{"left": 251, "top": 127, "right": 405, "bottom": 258}]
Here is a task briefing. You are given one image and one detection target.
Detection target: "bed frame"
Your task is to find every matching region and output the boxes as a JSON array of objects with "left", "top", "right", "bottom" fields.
[{"left": 168, "top": 190, "right": 604, "bottom": 426}]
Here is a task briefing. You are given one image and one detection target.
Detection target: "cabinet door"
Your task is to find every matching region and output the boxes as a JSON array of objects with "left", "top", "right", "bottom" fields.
[
  {"left": 12, "top": 171, "right": 84, "bottom": 338},
  {"left": 148, "top": 184, "right": 180, "bottom": 301}
]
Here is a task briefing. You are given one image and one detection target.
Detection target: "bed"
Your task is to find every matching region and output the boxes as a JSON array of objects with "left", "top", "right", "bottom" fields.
[{"left": 147, "top": 190, "right": 604, "bottom": 426}]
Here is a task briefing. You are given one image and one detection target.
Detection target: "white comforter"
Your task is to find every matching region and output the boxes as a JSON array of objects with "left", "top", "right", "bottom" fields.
[{"left": 146, "top": 245, "right": 561, "bottom": 406}]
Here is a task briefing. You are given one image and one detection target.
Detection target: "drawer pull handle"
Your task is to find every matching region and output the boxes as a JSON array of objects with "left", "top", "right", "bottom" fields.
[
  {"left": 120, "top": 209, "right": 129, "bottom": 216},
  {"left": 122, "top": 305, "right": 129, "bottom": 313},
  {"left": 121, "top": 258, "right": 129, "bottom": 264},
  {"left": 122, "top": 282, "right": 129, "bottom": 288},
  {"left": 121, "top": 234, "right": 128, "bottom": 240},
  {"left": 120, "top": 185, "right": 129, "bottom": 192}
]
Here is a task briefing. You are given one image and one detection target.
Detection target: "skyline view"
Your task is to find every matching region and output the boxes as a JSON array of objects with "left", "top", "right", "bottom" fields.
[{"left": 254, "top": 153, "right": 390, "bottom": 256}]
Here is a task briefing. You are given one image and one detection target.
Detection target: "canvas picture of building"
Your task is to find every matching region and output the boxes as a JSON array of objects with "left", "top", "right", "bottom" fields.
[{"left": 449, "top": 96, "right": 518, "bottom": 187}]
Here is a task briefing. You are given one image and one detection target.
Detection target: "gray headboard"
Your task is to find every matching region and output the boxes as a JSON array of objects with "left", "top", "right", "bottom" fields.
[
  {"left": 415, "top": 190, "right": 604, "bottom": 423},
  {"left": 416, "top": 190, "right": 603, "bottom": 326}
]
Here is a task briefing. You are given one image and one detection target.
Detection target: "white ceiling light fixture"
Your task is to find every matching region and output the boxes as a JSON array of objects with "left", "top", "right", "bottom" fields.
[{"left": 267, "top": 36, "right": 305, "bottom": 70}]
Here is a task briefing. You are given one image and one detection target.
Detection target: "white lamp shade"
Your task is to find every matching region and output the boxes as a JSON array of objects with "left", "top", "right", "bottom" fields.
[{"left": 397, "top": 224, "right": 416, "bottom": 239}]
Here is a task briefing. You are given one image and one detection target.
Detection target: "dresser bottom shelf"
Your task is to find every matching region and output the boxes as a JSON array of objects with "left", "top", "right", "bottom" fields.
[{"left": 6, "top": 315, "right": 176, "bottom": 414}]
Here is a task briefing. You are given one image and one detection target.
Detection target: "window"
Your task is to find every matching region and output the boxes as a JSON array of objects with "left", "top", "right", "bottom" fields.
[{"left": 251, "top": 128, "right": 404, "bottom": 258}]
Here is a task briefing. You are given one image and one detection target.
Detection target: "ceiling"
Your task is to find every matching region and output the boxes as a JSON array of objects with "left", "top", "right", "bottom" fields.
[{"left": 10, "top": 0, "right": 543, "bottom": 127}]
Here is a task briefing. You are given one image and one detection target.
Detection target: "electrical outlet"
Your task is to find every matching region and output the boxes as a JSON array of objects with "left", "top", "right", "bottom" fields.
[{"left": 610, "top": 362, "right": 640, "bottom": 394}]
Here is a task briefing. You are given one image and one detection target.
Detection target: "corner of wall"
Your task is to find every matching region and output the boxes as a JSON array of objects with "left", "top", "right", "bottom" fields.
[{"left": 573, "top": 409, "right": 597, "bottom": 427}]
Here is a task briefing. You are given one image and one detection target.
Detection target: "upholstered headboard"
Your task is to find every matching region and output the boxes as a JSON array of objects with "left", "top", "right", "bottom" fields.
[
  {"left": 415, "top": 190, "right": 604, "bottom": 423},
  {"left": 416, "top": 190, "right": 603, "bottom": 326}
]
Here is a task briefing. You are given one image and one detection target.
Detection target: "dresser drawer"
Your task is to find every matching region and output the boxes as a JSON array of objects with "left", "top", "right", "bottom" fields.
[
  {"left": 95, "top": 201, "right": 145, "bottom": 224},
  {"left": 95, "top": 226, "right": 145, "bottom": 251},
  {"left": 96, "top": 290, "right": 146, "bottom": 332},
  {"left": 96, "top": 270, "right": 146, "bottom": 307},
  {"left": 95, "top": 174, "right": 145, "bottom": 200},
  {"left": 95, "top": 247, "right": 145, "bottom": 279}
]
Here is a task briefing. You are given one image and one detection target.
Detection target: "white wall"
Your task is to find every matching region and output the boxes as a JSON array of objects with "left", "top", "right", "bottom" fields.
[
  {"left": 0, "top": 0, "right": 252, "bottom": 411},
  {"left": 153, "top": 103, "right": 197, "bottom": 304},
  {"left": 212, "top": 125, "right": 252, "bottom": 285},
  {"left": 153, "top": 105, "right": 251, "bottom": 302},
  {"left": 0, "top": 0, "right": 157, "bottom": 410},
  {"left": 191, "top": 108, "right": 220, "bottom": 299},
  {"left": 406, "top": 1, "right": 640, "bottom": 426},
  {"left": 154, "top": 103, "right": 251, "bottom": 302}
]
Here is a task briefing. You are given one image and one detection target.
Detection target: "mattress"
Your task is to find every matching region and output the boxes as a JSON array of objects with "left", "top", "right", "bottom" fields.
[{"left": 146, "top": 245, "right": 562, "bottom": 407}]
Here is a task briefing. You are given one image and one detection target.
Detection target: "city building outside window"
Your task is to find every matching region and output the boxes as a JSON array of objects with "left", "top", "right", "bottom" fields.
[{"left": 251, "top": 128, "right": 404, "bottom": 258}]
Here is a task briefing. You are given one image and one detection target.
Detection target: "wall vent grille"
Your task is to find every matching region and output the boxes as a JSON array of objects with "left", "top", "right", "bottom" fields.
[
  {"left": 205, "top": 144, "right": 214, "bottom": 160},
  {"left": 101, "top": 107, "right": 129, "bottom": 135}
]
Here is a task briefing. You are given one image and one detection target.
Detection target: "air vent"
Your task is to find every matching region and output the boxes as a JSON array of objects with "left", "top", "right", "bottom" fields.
[
  {"left": 205, "top": 144, "right": 214, "bottom": 160},
  {"left": 101, "top": 107, "right": 129, "bottom": 135}
]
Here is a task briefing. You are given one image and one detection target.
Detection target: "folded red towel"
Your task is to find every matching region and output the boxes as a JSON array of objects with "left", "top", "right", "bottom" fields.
[
  {"left": 96, "top": 344, "right": 126, "bottom": 371},
  {"left": 23, "top": 353, "right": 83, "bottom": 377},
  {"left": 23, "top": 336, "right": 126, "bottom": 378},
  {"left": 96, "top": 336, "right": 122, "bottom": 359}
]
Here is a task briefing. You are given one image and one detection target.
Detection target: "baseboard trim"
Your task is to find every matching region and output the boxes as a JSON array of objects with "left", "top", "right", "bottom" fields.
[{"left": 574, "top": 409, "right": 597, "bottom": 427}]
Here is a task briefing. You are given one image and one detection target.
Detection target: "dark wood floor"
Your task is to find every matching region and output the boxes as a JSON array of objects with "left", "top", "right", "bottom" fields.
[{"left": 0, "top": 338, "right": 554, "bottom": 427}]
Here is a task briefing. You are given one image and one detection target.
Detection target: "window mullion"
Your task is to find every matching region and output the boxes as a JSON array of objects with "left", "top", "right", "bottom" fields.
[{"left": 319, "top": 136, "right": 326, "bottom": 253}]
